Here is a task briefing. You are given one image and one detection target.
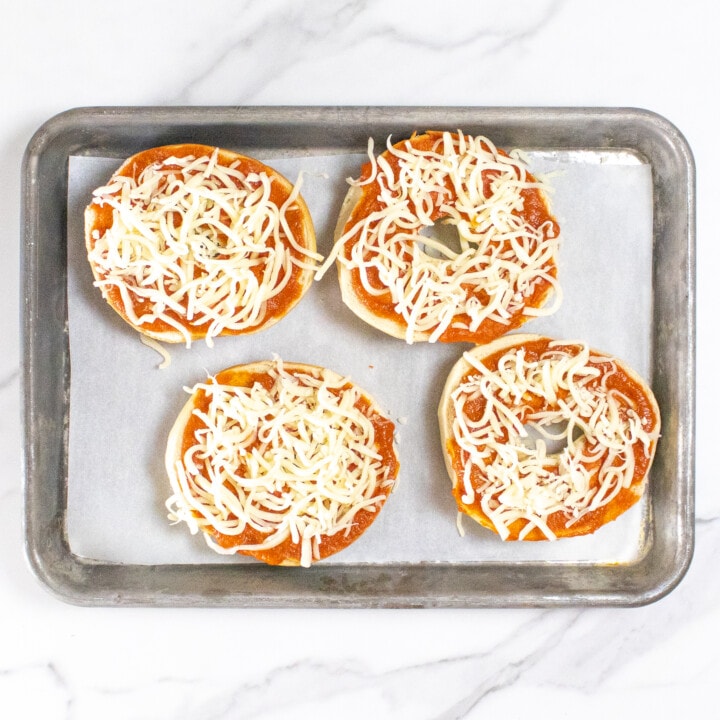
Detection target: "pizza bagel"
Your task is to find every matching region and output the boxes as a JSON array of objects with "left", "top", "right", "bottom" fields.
[
  {"left": 438, "top": 334, "right": 661, "bottom": 541},
  {"left": 85, "top": 144, "right": 318, "bottom": 346},
  {"left": 320, "top": 131, "right": 560, "bottom": 344},
  {"left": 165, "top": 358, "right": 399, "bottom": 567}
]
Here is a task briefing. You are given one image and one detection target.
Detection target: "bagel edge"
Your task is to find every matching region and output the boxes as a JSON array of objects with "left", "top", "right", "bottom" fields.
[
  {"left": 438, "top": 334, "right": 661, "bottom": 540},
  {"left": 85, "top": 144, "right": 317, "bottom": 344}
]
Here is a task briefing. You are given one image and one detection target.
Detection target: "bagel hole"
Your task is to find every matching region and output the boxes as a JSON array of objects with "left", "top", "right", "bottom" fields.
[
  {"left": 521, "top": 420, "right": 584, "bottom": 456},
  {"left": 418, "top": 218, "right": 463, "bottom": 258}
]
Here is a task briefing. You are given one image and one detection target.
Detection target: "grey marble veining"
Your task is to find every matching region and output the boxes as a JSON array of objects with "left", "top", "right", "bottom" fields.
[
  {"left": 0, "top": 367, "right": 19, "bottom": 393},
  {"left": 1, "top": 0, "right": 716, "bottom": 717},
  {"left": 171, "top": 0, "right": 566, "bottom": 105}
]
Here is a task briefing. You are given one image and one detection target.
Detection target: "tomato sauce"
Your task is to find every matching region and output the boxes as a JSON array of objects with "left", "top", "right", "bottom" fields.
[
  {"left": 86, "top": 144, "right": 311, "bottom": 338},
  {"left": 447, "top": 338, "right": 660, "bottom": 540},
  {"left": 180, "top": 365, "right": 399, "bottom": 565},
  {"left": 343, "top": 132, "right": 559, "bottom": 343}
]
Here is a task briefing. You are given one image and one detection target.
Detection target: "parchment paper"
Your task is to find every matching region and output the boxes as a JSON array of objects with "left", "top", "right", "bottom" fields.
[{"left": 66, "top": 148, "right": 654, "bottom": 565}]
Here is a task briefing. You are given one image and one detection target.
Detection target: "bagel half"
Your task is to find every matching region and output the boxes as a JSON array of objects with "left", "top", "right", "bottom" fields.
[
  {"left": 439, "top": 334, "right": 661, "bottom": 541},
  {"left": 85, "top": 144, "right": 318, "bottom": 346},
  {"left": 329, "top": 131, "right": 561, "bottom": 344},
  {"left": 165, "top": 359, "right": 400, "bottom": 567}
]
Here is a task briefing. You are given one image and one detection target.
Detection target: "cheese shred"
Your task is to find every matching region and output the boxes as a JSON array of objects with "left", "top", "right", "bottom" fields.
[
  {"left": 166, "top": 359, "right": 397, "bottom": 567},
  {"left": 318, "top": 131, "right": 561, "bottom": 343},
  {"left": 88, "top": 149, "right": 320, "bottom": 347},
  {"left": 450, "top": 341, "right": 659, "bottom": 540}
]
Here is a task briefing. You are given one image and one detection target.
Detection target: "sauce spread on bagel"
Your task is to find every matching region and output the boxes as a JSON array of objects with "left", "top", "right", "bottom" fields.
[
  {"left": 440, "top": 335, "right": 660, "bottom": 540},
  {"left": 86, "top": 144, "right": 318, "bottom": 346},
  {"left": 324, "top": 131, "right": 561, "bottom": 344},
  {"left": 165, "top": 359, "right": 399, "bottom": 566}
]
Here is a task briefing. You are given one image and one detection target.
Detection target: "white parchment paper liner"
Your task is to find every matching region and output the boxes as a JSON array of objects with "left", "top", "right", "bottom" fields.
[{"left": 66, "top": 148, "right": 654, "bottom": 565}]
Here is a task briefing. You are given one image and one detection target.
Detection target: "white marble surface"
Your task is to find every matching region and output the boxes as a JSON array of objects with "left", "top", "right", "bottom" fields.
[{"left": 1, "top": 0, "right": 716, "bottom": 717}]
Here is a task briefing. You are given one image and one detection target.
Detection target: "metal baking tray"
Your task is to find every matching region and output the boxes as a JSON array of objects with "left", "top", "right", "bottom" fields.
[{"left": 21, "top": 106, "right": 695, "bottom": 607}]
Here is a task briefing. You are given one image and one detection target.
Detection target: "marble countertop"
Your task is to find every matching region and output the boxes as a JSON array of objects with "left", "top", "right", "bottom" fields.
[{"left": 1, "top": 1, "right": 716, "bottom": 717}]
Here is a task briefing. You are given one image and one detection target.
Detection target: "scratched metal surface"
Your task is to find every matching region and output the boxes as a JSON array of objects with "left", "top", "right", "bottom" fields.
[{"left": 21, "top": 106, "right": 695, "bottom": 607}]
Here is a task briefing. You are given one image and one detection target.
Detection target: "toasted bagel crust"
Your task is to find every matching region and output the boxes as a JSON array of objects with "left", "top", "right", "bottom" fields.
[
  {"left": 439, "top": 334, "right": 661, "bottom": 540},
  {"left": 332, "top": 132, "right": 560, "bottom": 344},
  {"left": 85, "top": 144, "right": 317, "bottom": 345},
  {"left": 165, "top": 360, "right": 399, "bottom": 566}
]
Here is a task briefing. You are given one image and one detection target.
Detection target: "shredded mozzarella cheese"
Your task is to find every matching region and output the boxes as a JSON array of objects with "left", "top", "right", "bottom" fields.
[
  {"left": 166, "top": 359, "right": 396, "bottom": 567},
  {"left": 88, "top": 149, "right": 321, "bottom": 347},
  {"left": 450, "top": 341, "right": 659, "bottom": 540},
  {"left": 318, "top": 132, "right": 561, "bottom": 343},
  {"left": 139, "top": 333, "right": 172, "bottom": 369}
]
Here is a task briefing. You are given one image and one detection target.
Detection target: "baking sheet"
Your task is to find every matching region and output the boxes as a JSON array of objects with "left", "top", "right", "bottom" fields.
[
  {"left": 22, "top": 106, "right": 695, "bottom": 607},
  {"left": 66, "top": 148, "right": 654, "bottom": 565}
]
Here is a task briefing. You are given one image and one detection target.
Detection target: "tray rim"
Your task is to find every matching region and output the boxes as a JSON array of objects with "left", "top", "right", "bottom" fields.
[{"left": 21, "top": 105, "right": 696, "bottom": 608}]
